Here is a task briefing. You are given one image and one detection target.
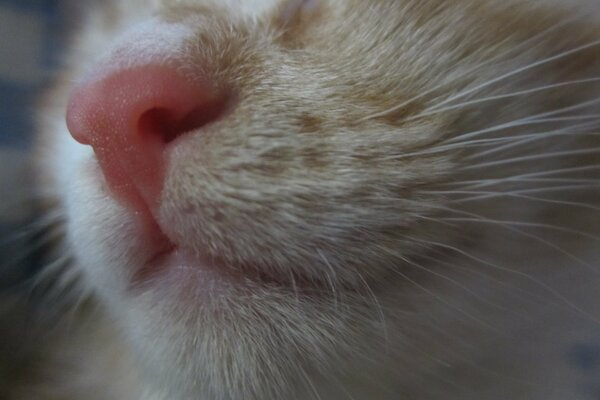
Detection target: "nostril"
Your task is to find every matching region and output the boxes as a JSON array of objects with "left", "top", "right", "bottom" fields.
[
  {"left": 138, "top": 108, "right": 179, "bottom": 144},
  {"left": 66, "top": 64, "right": 229, "bottom": 213},
  {"left": 180, "top": 99, "right": 228, "bottom": 137},
  {"left": 138, "top": 99, "right": 228, "bottom": 145}
]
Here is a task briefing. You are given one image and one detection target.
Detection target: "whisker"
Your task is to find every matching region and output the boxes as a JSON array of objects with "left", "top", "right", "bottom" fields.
[
  {"left": 33, "top": 253, "right": 76, "bottom": 292},
  {"left": 288, "top": 269, "right": 300, "bottom": 307},
  {"left": 415, "top": 203, "right": 600, "bottom": 271},
  {"left": 428, "top": 184, "right": 600, "bottom": 197},
  {"left": 298, "top": 362, "right": 323, "bottom": 400},
  {"left": 441, "top": 165, "right": 600, "bottom": 189},
  {"left": 405, "top": 77, "right": 600, "bottom": 121},
  {"left": 400, "top": 253, "right": 522, "bottom": 318},
  {"left": 0, "top": 211, "right": 64, "bottom": 248},
  {"left": 443, "top": 178, "right": 600, "bottom": 188},
  {"left": 460, "top": 147, "right": 600, "bottom": 170},
  {"left": 442, "top": 192, "right": 600, "bottom": 211},
  {"left": 390, "top": 258, "right": 500, "bottom": 331},
  {"left": 1, "top": 224, "right": 67, "bottom": 272},
  {"left": 445, "top": 97, "right": 600, "bottom": 144},
  {"left": 357, "top": 16, "right": 585, "bottom": 122},
  {"left": 316, "top": 249, "right": 340, "bottom": 310},
  {"left": 385, "top": 121, "right": 600, "bottom": 161},
  {"left": 467, "top": 121, "right": 600, "bottom": 160},
  {"left": 407, "top": 236, "right": 600, "bottom": 325},
  {"left": 355, "top": 271, "right": 390, "bottom": 350},
  {"left": 430, "top": 38, "right": 600, "bottom": 110},
  {"left": 439, "top": 216, "right": 600, "bottom": 242},
  {"left": 416, "top": 249, "right": 563, "bottom": 310},
  {"left": 328, "top": 374, "right": 360, "bottom": 400},
  {"left": 401, "top": 195, "right": 600, "bottom": 275}
]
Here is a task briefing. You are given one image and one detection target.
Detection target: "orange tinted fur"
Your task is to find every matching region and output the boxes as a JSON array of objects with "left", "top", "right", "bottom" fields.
[{"left": 12, "top": 0, "right": 600, "bottom": 399}]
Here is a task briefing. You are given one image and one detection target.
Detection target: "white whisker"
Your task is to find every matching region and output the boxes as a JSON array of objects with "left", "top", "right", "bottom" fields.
[
  {"left": 391, "top": 258, "right": 500, "bottom": 330},
  {"left": 406, "top": 77, "right": 600, "bottom": 121},
  {"left": 0, "top": 212, "right": 63, "bottom": 247},
  {"left": 442, "top": 165, "right": 600, "bottom": 189},
  {"left": 430, "top": 39, "right": 600, "bottom": 110},
  {"left": 444, "top": 192, "right": 600, "bottom": 211},
  {"left": 401, "top": 254, "right": 520, "bottom": 317},
  {"left": 355, "top": 271, "right": 390, "bottom": 350},
  {"left": 440, "top": 216, "right": 600, "bottom": 242},
  {"left": 407, "top": 236, "right": 600, "bottom": 325},
  {"left": 403, "top": 200, "right": 599, "bottom": 273},
  {"left": 446, "top": 97, "right": 600, "bottom": 144},
  {"left": 429, "top": 189, "right": 600, "bottom": 211},
  {"left": 357, "top": 16, "right": 585, "bottom": 122},
  {"left": 1, "top": 224, "right": 67, "bottom": 270},
  {"left": 298, "top": 365, "right": 323, "bottom": 400},
  {"left": 416, "top": 249, "right": 563, "bottom": 310},
  {"left": 468, "top": 121, "right": 600, "bottom": 160},
  {"left": 316, "top": 249, "right": 340, "bottom": 310},
  {"left": 388, "top": 121, "right": 600, "bottom": 161},
  {"left": 461, "top": 147, "right": 600, "bottom": 170}
]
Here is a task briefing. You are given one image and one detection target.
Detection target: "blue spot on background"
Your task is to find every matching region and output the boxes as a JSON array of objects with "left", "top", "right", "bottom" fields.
[
  {"left": 0, "top": 0, "right": 66, "bottom": 149},
  {"left": 570, "top": 343, "right": 600, "bottom": 399},
  {"left": 0, "top": 0, "right": 70, "bottom": 285},
  {"left": 571, "top": 343, "right": 600, "bottom": 372}
]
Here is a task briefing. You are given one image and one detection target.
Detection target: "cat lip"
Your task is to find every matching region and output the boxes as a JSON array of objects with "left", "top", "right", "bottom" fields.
[
  {"left": 127, "top": 207, "right": 246, "bottom": 289},
  {"left": 133, "top": 238, "right": 257, "bottom": 289},
  {"left": 130, "top": 217, "right": 313, "bottom": 293},
  {"left": 135, "top": 246, "right": 308, "bottom": 294},
  {"left": 123, "top": 194, "right": 320, "bottom": 292}
]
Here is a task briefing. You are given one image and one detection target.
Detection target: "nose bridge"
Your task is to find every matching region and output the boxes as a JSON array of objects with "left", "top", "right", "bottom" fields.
[
  {"left": 86, "top": 18, "right": 196, "bottom": 81},
  {"left": 155, "top": 0, "right": 280, "bottom": 21}
]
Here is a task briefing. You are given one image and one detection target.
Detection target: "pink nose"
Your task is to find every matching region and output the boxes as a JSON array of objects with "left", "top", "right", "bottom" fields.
[{"left": 66, "top": 65, "right": 226, "bottom": 212}]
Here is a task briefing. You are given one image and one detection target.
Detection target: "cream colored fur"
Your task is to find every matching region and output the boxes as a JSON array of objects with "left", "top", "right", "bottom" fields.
[{"left": 18, "top": 0, "right": 600, "bottom": 399}]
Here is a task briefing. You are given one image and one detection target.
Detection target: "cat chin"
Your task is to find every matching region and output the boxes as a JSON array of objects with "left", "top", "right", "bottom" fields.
[
  {"left": 111, "top": 266, "right": 405, "bottom": 400},
  {"left": 59, "top": 147, "right": 409, "bottom": 400},
  {"left": 64, "top": 202, "right": 401, "bottom": 400}
]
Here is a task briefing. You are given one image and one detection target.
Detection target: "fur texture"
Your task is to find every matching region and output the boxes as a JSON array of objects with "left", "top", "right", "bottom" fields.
[{"left": 8, "top": 0, "right": 600, "bottom": 399}]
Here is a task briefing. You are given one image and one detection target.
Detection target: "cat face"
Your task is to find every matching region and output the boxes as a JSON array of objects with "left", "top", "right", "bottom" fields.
[{"left": 36, "top": 0, "right": 600, "bottom": 398}]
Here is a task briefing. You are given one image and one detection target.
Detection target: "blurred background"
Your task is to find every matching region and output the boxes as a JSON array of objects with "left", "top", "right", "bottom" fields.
[
  {"left": 0, "top": 0, "right": 76, "bottom": 285},
  {"left": 0, "top": 0, "right": 71, "bottom": 149},
  {"left": 0, "top": 1, "right": 75, "bottom": 392}
]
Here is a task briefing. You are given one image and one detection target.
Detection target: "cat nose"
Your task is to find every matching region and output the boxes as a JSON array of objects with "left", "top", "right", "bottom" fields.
[{"left": 66, "top": 64, "right": 226, "bottom": 211}]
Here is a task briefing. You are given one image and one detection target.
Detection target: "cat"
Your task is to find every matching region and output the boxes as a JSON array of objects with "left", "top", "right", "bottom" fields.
[{"left": 3, "top": 0, "right": 600, "bottom": 399}]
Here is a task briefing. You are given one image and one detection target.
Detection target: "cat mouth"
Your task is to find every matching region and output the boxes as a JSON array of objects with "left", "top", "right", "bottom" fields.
[
  {"left": 128, "top": 211, "right": 224, "bottom": 283},
  {"left": 128, "top": 208, "right": 302, "bottom": 293},
  {"left": 97, "top": 169, "right": 325, "bottom": 293},
  {"left": 133, "top": 244, "right": 250, "bottom": 294},
  {"left": 133, "top": 243, "right": 306, "bottom": 297},
  {"left": 90, "top": 166, "right": 248, "bottom": 291}
]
